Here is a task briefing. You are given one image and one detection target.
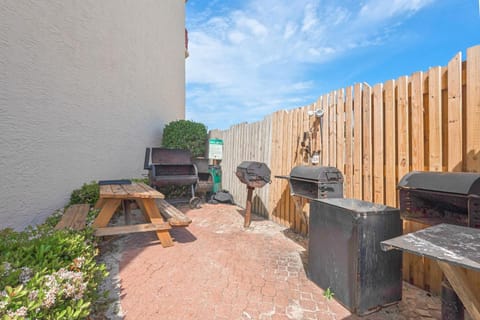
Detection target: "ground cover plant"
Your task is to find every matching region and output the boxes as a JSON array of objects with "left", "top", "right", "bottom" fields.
[{"left": 0, "top": 210, "right": 107, "bottom": 319}]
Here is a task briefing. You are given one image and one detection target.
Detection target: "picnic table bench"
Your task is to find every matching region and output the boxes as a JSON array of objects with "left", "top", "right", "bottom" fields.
[
  {"left": 381, "top": 223, "right": 480, "bottom": 320},
  {"left": 55, "top": 204, "right": 90, "bottom": 230}
]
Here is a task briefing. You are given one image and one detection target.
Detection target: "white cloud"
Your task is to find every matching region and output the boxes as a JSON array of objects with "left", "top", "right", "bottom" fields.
[
  {"left": 186, "top": 0, "right": 434, "bottom": 130},
  {"left": 301, "top": 2, "right": 319, "bottom": 32}
]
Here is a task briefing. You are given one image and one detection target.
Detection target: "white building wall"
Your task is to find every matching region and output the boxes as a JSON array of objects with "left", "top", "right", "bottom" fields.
[{"left": 0, "top": 0, "right": 186, "bottom": 228}]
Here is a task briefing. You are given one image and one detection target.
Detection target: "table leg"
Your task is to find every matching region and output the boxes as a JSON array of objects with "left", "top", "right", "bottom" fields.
[
  {"left": 123, "top": 200, "right": 131, "bottom": 225},
  {"left": 93, "top": 199, "right": 122, "bottom": 228},
  {"left": 94, "top": 198, "right": 106, "bottom": 210},
  {"left": 437, "top": 261, "right": 480, "bottom": 320},
  {"left": 140, "top": 198, "right": 173, "bottom": 248}
]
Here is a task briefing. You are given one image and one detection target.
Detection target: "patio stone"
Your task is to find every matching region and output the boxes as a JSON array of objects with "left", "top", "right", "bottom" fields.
[{"left": 99, "top": 203, "right": 448, "bottom": 320}]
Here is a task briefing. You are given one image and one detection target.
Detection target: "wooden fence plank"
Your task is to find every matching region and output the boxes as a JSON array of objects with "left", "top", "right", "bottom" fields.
[
  {"left": 337, "top": 88, "right": 345, "bottom": 176},
  {"left": 329, "top": 91, "right": 337, "bottom": 167},
  {"left": 322, "top": 94, "right": 329, "bottom": 166},
  {"left": 466, "top": 45, "right": 480, "bottom": 172},
  {"left": 428, "top": 67, "right": 443, "bottom": 172},
  {"left": 362, "top": 84, "right": 373, "bottom": 202},
  {"left": 353, "top": 83, "right": 363, "bottom": 200},
  {"left": 345, "top": 86, "right": 354, "bottom": 198},
  {"left": 411, "top": 72, "right": 425, "bottom": 171},
  {"left": 373, "top": 83, "right": 384, "bottom": 204},
  {"left": 384, "top": 80, "right": 397, "bottom": 207},
  {"left": 397, "top": 76, "right": 410, "bottom": 184},
  {"left": 447, "top": 52, "right": 463, "bottom": 172}
]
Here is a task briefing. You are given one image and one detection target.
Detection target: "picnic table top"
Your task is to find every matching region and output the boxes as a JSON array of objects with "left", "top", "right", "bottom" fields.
[
  {"left": 99, "top": 182, "right": 164, "bottom": 199},
  {"left": 381, "top": 223, "right": 480, "bottom": 272}
]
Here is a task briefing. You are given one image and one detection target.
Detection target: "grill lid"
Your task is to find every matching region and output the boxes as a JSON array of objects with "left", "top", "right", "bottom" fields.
[
  {"left": 150, "top": 148, "right": 193, "bottom": 165},
  {"left": 398, "top": 171, "right": 480, "bottom": 195},
  {"left": 290, "top": 166, "right": 344, "bottom": 183}
]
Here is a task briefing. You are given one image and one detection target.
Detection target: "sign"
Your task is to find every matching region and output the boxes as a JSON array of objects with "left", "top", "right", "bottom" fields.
[{"left": 208, "top": 138, "right": 223, "bottom": 160}]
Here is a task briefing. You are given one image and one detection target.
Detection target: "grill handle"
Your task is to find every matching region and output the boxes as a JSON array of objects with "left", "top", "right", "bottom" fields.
[{"left": 144, "top": 148, "right": 152, "bottom": 170}]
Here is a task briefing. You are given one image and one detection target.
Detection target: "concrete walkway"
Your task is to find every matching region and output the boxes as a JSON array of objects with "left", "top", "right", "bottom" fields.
[{"left": 103, "top": 204, "right": 444, "bottom": 320}]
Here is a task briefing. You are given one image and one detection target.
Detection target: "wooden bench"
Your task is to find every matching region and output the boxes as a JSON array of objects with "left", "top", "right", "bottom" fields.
[
  {"left": 55, "top": 204, "right": 90, "bottom": 230},
  {"left": 156, "top": 199, "right": 192, "bottom": 227}
]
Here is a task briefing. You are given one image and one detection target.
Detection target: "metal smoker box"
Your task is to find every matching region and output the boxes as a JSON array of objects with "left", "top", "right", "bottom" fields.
[{"left": 308, "top": 198, "right": 403, "bottom": 315}]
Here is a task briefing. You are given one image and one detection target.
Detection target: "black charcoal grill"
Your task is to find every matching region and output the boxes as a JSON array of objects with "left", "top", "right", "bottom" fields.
[
  {"left": 236, "top": 161, "right": 271, "bottom": 188},
  {"left": 275, "top": 165, "right": 344, "bottom": 225},
  {"left": 144, "top": 148, "right": 201, "bottom": 207},
  {"left": 398, "top": 171, "right": 480, "bottom": 319},
  {"left": 398, "top": 171, "right": 480, "bottom": 228},
  {"left": 236, "top": 161, "right": 271, "bottom": 227},
  {"left": 277, "top": 166, "right": 344, "bottom": 200}
]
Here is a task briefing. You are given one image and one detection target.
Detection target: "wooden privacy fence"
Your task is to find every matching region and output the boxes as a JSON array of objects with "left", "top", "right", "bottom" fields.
[
  {"left": 212, "top": 45, "right": 480, "bottom": 232},
  {"left": 210, "top": 45, "right": 480, "bottom": 296}
]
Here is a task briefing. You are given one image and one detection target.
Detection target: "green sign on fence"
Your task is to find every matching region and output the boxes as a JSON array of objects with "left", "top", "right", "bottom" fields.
[{"left": 208, "top": 138, "right": 223, "bottom": 160}]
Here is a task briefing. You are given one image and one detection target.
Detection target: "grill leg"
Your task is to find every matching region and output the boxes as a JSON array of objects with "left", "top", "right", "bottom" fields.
[
  {"left": 441, "top": 279, "right": 464, "bottom": 320},
  {"left": 244, "top": 187, "right": 254, "bottom": 228}
]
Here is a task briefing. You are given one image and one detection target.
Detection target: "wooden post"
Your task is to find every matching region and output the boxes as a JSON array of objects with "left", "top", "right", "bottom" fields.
[{"left": 244, "top": 187, "right": 254, "bottom": 228}]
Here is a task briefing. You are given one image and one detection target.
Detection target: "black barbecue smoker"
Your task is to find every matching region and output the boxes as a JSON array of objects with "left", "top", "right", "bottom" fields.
[
  {"left": 144, "top": 148, "right": 201, "bottom": 208},
  {"left": 275, "top": 165, "right": 344, "bottom": 223},
  {"left": 235, "top": 161, "right": 271, "bottom": 227},
  {"left": 397, "top": 171, "right": 480, "bottom": 228},
  {"left": 397, "top": 171, "right": 480, "bottom": 320}
]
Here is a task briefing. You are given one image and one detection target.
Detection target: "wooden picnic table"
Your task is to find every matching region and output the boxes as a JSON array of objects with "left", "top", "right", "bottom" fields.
[
  {"left": 381, "top": 224, "right": 480, "bottom": 319},
  {"left": 93, "top": 182, "right": 174, "bottom": 247}
]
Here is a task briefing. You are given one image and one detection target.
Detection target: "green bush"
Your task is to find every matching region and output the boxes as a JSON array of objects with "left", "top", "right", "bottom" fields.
[
  {"left": 0, "top": 215, "right": 107, "bottom": 319},
  {"left": 69, "top": 182, "right": 99, "bottom": 206},
  {"left": 162, "top": 120, "right": 207, "bottom": 157}
]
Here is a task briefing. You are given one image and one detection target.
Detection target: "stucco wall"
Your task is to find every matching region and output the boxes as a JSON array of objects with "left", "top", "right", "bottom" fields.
[{"left": 0, "top": 0, "right": 185, "bottom": 229}]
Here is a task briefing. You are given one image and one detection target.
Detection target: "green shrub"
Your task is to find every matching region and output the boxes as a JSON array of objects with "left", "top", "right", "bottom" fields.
[
  {"left": 0, "top": 217, "right": 107, "bottom": 319},
  {"left": 69, "top": 182, "right": 99, "bottom": 206},
  {"left": 162, "top": 120, "right": 207, "bottom": 157}
]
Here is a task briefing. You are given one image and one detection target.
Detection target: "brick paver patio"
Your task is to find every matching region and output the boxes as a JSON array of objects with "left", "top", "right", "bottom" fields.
[{"left": 101, "top": 203, "right": 446, "bottom": 320}]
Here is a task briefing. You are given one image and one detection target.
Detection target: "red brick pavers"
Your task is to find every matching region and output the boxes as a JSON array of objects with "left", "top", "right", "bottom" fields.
[{"left": 117, "top": 204, "right": 441, "bottom": 320}]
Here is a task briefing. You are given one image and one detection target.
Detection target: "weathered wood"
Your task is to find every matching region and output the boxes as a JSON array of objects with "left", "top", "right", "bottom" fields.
[
  {"left": 94, "top": 222, "right": 171, "bottom": 237},
  {"left": 411, "top": 71, "right": 425, "bottom": 172},
  {"left": 151, "top": 218, "right": 174, "bottom": 247},
  {"left": 55, "top": 204, "right": 90, "bottom": 230},
  {"left": 428, "top": 66, "right": 443, "bottom": 172},
  {"left": 447, "top": 52, "right": 463, "bottom": 172},
  {"left": 438, "top": 262, "right": 480, "bottom": 320},
  {"left": 466, "top": 46, "right": 480, "bottom": 172},
  {"left": 384, "top": 80, "right": 397, "bottom": 207},
  {"left": 353, "top": 83, "right": 363, "bottom": 199},
  {"left": 336, "top": 88, "right": 345, "bottom": 179},
  {"left": 93, "top": 199, "right": 122, "bottom": 228},
  {"left": 372, "top": 83, "right": 384, "bottom": 204},
  {"left": 99, "top": 183, "right": 164, "bottom": 199},
  {"left": 397, "top": 76, "right": 410, "bottom": 183},
  {"left": 156, "top": 199, "right": 192, "bottom": 227},
  {"left": 244, "top": 187, "right": 254, "bottom": 228},
  {"left": 362, "top": 84, "right": 373, "bottom": 202},
  {"left": 345, "top": 86, "right": 354, "bottom": 198},
  {"left": 322, "top": 94, "right": 329, "bottom": 166},
  {"left": 329, "top": 91, "right": 336, "bottom": 167}
]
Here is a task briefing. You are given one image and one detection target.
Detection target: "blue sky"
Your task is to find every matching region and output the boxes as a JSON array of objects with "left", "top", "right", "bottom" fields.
[{"left": 185, "top": 0, "right": 480, "bottom": 130}]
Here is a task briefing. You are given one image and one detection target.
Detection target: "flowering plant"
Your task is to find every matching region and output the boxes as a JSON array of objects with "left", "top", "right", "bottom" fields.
[{"left": 0, "top": 213, "right": 107, "bottom": 319}]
